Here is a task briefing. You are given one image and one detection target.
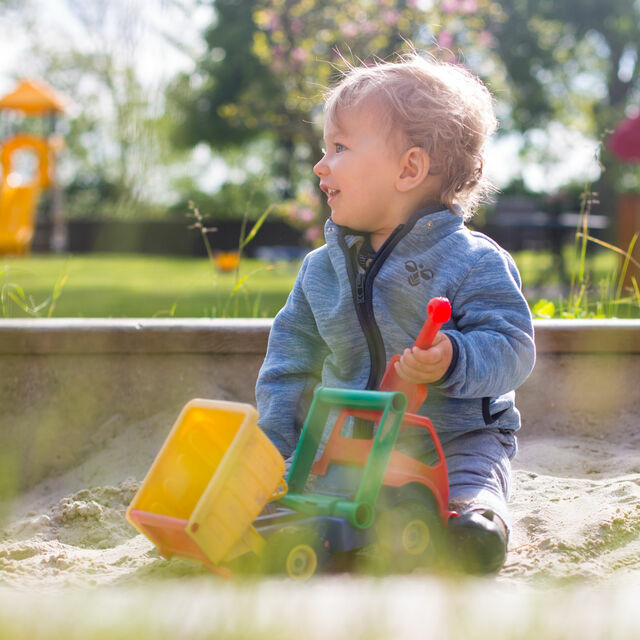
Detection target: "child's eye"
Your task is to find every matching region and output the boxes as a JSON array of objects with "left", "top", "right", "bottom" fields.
[{"left": 335, "top": 143, "right": 346, "bottom": 153}]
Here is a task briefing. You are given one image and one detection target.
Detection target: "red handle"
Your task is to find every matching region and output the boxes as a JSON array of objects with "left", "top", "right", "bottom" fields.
[{"left": 414, "top": 297, "right": 452, "bottom": 349}]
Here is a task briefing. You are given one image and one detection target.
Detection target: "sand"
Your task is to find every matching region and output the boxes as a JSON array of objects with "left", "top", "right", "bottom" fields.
[{"left": 1, "top": 409, "right": 639, "bottom": 638}]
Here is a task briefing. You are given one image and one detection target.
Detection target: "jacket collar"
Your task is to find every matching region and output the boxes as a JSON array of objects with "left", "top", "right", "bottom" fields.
[{"left": 324, "top": 204, "right": 464, "bottom": 250}]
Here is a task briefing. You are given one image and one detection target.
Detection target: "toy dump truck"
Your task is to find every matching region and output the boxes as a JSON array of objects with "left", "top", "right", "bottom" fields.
[
  {"left": 127, "top": 387, "right": 451, "bottom": 579},
  {"left": 127, "top": 298, "right": 453, "bottom": 579}
]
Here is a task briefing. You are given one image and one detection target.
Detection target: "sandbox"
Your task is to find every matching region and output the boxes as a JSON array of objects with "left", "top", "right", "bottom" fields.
[{"left": 0, "top": 319, "right": 639, "bottom": 639}]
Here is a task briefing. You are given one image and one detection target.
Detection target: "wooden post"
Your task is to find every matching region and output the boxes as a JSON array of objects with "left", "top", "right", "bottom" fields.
[
  {"left": 617, "top": 193, "right": 640, "bottom": 288},
  {"left": 48, "top": 112, "right": 67, "bottom": 252}
]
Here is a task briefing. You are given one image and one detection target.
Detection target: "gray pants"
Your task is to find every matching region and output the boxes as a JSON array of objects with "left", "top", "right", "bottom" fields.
[{"left": 430, "top": 428, "right": 517, "bottom": 535}]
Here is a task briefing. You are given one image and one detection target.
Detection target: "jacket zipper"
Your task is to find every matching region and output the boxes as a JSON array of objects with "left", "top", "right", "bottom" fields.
[
  {"left": 337, "top": 204, "right": 445, "bottom": 390},
  {"left": 355, "top": 272, "right": 366, "bottom": 303},
  {"left": 338, "top": 233, "right": 379, "bottom": 389}
]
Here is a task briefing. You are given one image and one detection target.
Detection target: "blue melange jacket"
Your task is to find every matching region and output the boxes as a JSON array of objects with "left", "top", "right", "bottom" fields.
[{"left": 256, "top": 205, "right": 536, "bottom": 457}]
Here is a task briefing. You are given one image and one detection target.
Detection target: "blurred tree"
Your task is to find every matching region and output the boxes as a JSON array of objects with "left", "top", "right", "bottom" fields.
[
  {"left": 487, "top": 0, "right": 640, "bottom": 210},
  {"left": 170, "top": 0, "right": 284, "bottom": 150},
  {"left": 39, "top": 1, "right": 178, "bottom": 218},
  {"left": 9, "top": 0, "right": 202, "bottom": 219},
  {"left": 489, "top": 0, "right": 639, "bottom": 131},
  {"left": 169, "top": 0, "right": 500, "bottom": 231}
]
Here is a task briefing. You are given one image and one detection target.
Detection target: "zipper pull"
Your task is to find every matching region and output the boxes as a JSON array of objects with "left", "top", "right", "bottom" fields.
[{"left": 356, "top": 272, "right": 365, "bottom": 303}]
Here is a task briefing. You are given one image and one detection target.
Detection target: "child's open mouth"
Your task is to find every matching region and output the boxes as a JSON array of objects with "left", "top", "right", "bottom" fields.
[
  {"left": 320, "top": 184, "right": 340, "bottom": 203},
  {"left": 325, "top": 188, "right": 340, "bottom": 203}
]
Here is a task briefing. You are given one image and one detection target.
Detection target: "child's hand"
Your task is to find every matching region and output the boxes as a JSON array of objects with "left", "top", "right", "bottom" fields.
[{"left": 394, "top": 332, "right": 453, "bottom": 384}]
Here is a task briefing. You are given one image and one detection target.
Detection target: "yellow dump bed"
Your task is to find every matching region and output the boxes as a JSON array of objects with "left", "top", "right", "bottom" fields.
[{"left": 126, "top": 399, "right": 287, "bottom": 572}]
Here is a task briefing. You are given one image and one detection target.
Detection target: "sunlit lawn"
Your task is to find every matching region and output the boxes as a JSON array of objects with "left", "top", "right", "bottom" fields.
[
  {"left": 0, "top": 254, "right": 300, "bottom": 318},
  {"left": 0, "top": 248, "right": 620, "bottom": 318}
]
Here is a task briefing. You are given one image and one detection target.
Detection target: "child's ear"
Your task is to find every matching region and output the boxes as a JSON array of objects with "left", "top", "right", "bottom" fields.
[{"left": 396, "top": 147, "right": 431, "bottom": 192}]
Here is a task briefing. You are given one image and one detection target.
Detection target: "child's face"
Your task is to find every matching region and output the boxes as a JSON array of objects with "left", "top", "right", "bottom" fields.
[{"left": 314, "top": 104, "right": 407, "bottom": 237}]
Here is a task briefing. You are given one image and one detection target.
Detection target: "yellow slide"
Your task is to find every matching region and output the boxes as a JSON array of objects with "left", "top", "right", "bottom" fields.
[
  {"left": 0, "top": 181, "right": 40, "bottom": 254},
  {"left": 0, "top": 133, "right": 51, "bottom": 254}
]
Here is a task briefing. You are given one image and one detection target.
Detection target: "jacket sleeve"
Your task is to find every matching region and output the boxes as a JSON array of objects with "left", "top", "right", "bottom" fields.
[
  {"left": 255, "top": 256, "right": 329, "bottom": 457},
  {"left": 434, "top": 248, "right": 535, "bottom": 399}
]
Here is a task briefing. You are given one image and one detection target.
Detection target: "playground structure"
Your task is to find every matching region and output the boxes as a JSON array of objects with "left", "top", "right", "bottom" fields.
[{"left": 0, "top": 79, "right": 66, "bottom": 254}]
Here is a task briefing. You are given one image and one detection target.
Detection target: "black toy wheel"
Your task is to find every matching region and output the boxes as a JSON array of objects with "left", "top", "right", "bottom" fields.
[
  {"left": 261, "top": 526, "right": 328, "bottom": 580},
  {"left": 375, "top": 498, "right": 442, "bottom": 572}
]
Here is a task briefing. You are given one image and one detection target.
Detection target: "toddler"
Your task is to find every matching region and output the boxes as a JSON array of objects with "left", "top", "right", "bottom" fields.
[{"left": 255, "top": 54, "right": 536, "bottom": 574}]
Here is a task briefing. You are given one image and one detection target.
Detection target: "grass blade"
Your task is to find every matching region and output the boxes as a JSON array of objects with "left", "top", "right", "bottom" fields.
[
  {"left": 576, "top": 233, "right": 640, "bottom": 271},
  {"left": 240, "top": 204, "right": 274, "bottom": 250},
  {"left": 47, "top": 260, "right": 71, "bottom": 318},
  {"left": 615, "top": 232, "right": 639, "bottom": 304}
]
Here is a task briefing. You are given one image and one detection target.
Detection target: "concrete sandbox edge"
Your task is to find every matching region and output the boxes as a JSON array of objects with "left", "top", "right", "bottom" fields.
[{"left": 1, "top": 319, "right": 638, "bottom": 490}]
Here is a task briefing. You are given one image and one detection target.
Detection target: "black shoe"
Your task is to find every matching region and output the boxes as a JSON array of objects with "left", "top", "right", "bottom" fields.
[{"left": 447, "top": 509, "right": 507, "bottom": 575}]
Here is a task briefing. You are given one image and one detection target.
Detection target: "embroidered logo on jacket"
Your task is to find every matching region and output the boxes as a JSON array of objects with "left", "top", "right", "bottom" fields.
[{"left": 405, "top": 260, "right": 434, "bottom": 286}]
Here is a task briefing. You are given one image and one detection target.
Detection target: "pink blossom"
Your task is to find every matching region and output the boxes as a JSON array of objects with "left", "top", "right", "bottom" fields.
[
  {"left": 438, "top": 30, "right": 454, "bottom": 48},
  {"left": 290, "top": 18, "right": 304, "bottom": 33},
  {"left": 441, "top": 0, "right": 460, "bottom": 14},
  {"left": 297, "top": 208, "right": 315, "bottom": 223},
  {"left": 477, "top": 30, "right": 494, "bottom": 46},
  {"left": 304, "top": 226, "right": 322, "bottom": 244},
  {"left": 362, "top": 20, "right": 378, "bottom": 34},
  {"left": 291, "top": 47, "right": 309, "bottom": 63},
  {"left": 341, "top": 21, "right": 359, "bottom": 37},
  {"left": 268, "top": 14, "right": 282, "bottom": 32},
  {"left": 382, "top": 10, "right": 400, "bottom": 25},
  {"left": 460, "top": 0, "right": 477, "bottom": 13}
]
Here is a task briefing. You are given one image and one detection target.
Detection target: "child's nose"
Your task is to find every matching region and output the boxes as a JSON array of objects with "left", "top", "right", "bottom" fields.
[{"left": 313, "top": 156, "right": 328, "bottom": 177}]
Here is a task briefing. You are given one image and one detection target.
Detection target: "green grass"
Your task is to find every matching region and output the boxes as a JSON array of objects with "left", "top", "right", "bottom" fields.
[
  {"left": 511, "top": 247, "right": 618, "bottom": 287},
  {"left": 0, "top": 248, "right": 628, "bottom": 318},
  {"left": 0, "top": 254, "right": 300, "bottom": 318}
]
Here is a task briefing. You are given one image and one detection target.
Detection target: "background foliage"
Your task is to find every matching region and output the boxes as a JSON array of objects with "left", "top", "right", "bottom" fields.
[{"left": 1, "top": 0, "right": 639, "bottom": 226}]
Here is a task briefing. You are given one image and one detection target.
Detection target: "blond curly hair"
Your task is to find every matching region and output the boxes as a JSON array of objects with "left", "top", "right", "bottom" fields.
[{"left": 324, "top": 54, "right": 498, "bottom": 219}]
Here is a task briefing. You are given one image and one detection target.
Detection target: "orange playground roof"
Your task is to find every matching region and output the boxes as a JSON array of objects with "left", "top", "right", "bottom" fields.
[{"left": 0, "top": 79, "right": 66, "bottom": 115}]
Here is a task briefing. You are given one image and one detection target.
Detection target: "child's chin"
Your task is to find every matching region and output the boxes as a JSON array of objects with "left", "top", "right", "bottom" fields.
[
  {"left": 330, "top": 211, "right": 350, "bottom": 227},
  {"left": 331, "top": 214, "right": 369, "bottom": 233}
]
